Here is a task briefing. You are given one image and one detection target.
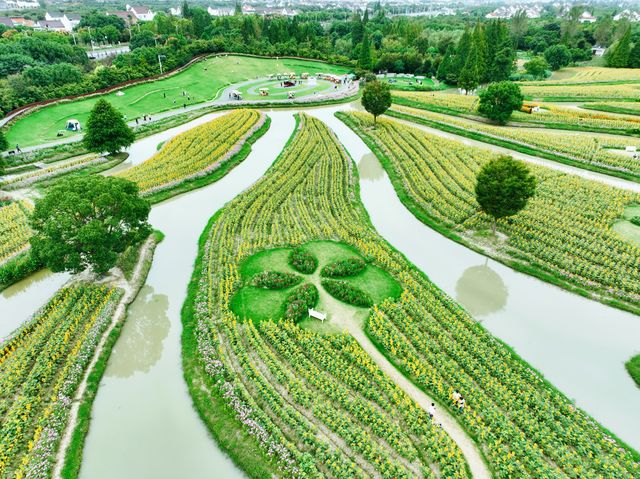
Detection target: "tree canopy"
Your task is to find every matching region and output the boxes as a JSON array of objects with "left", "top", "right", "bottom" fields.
[
  {"left": 83, "top": 99, "right": 135, "bottom": 155},
  {"left": 475, "top": 155, "right": 536, "bottom": 233},
  {"left": 524, "top": 56, "right": 549, "bottom": 79},
  {"left": 543, "top": 44, "right": 571, "bottom": 70},
  {"left": 361, "top": 80, "right": 391, "bottom": 124},
  {"left": 478, "top": 81, "right": 523, "bottom": 125},
  {"left": 30, "top": 176, "right": 151, "bottom": 275}
]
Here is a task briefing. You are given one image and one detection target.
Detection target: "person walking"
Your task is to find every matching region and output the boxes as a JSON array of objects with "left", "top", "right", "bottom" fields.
[
  {"left": 458, "top": 396, "right": 466, "bottom": 413},
  {"left": 428, "top": 403, "right": 436, "bottom": 420}
]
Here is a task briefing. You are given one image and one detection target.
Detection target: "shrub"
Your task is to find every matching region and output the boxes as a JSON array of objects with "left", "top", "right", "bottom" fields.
[
  {"left": 252, "top": 271, "right": 301, "bottom": 290},
  {"left": 320, "top": 258, "right": 366, "bottom": 278},
  {"left": 284, "top": 283, "right": 319, "bottom": 322},
  {"left": 630, "top": 216, "right": 640, "bottom": 227},
  {"left": 289, "top": 248, "right": 318, "bottom": 274},
  {"left": 321, "top": 279, "right": 372, "bottom": 307}
]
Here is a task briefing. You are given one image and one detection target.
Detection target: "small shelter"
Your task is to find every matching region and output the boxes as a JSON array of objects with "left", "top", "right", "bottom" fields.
[
  {"left": 300, "top": 72, "right": 309, "bottom": 79},
  {"left": 66, "top": 119, "right": 81, "bottom": 131},
  {"left": 231, "top": 90, "right": 242, "bottom": 100},
  {"left": 259, "top": 88, "right": 269, "bottom": 96}
]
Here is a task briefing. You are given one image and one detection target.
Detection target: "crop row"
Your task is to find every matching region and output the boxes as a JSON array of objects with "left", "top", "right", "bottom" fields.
[
  {"left": 117, "top": 109, "right": 264, "bottom": 195},
  {"left": 521, "top": 67, "right": 640, "bottom": 84},
  {"left": 393, "top": 90, "right": 640, "bottom": 132},
  {"left": 0, "top": 155, "right": 104, "bottom": 190},
  {"left": 393, "top": 104, "right": 640, "bottom": 175},
  {"left": 344, "top": 111, "right": 640, "bottom": 315},
  {"left": 189, "top": 113, "right": 469, "bottom": 478},
  {"left": 0, "top": 284, "right": 121, "bottom": 479},
  {"left": 0, "top": 201, "right": 33, "bottom": 265},
  {"left": 188, "top": 112, "right": 639, "bottom": 477}
]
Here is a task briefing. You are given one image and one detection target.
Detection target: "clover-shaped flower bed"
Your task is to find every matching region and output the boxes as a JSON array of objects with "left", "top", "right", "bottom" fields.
[{"left": 230, "top": 241, "right": 401, "bottom": 323}]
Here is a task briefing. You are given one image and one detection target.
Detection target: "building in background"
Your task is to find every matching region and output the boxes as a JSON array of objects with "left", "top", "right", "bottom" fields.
[{"left": 126, "top": 5, "right": 155, "bottom": 22}]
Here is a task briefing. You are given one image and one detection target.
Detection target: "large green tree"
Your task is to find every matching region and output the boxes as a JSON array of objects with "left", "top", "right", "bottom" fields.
[
  {"left": 478, "top": 81, "right": 523, "bottom": 125},
  {"left": 0, "top": 129, "right": 7, "bottom": 152},
  {"left": 629, "top": 41, "right": 640, "bottom": 68},
  {"left": 543, "top": 44, "right": 571, "bottom": 70},
  {"left": 30, "top": 176, "right": 151, "bottom": 275},
  {"left": 475, "top": 155, "right": 536, "bottom": 234},
  {"left": 524, "top": 56, "right": 549, "bottom": 79},
  {"left": 607, "top": 27, "right": 632, "bottom": 67},
  {"left": 358, "top": 31, "right": 373, "bottom": 70},
  {"left": 83, "top": 99, "right": 135, "bottom": 155},
  {"left": 361, "top": 80, "right": 391, "bottom": 125}
]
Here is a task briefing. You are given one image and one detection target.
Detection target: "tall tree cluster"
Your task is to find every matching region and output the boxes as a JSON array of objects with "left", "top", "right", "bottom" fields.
[
  {"left": 606, "top": 27, "right": 640, "bottom": 68},
  {"left": 437, "top": 21, "right": 515, "bottom": 91}
]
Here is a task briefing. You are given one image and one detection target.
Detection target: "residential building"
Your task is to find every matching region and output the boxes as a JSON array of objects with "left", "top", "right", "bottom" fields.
[
  {"left": 34, "top": 19, "right": 67, "bottom": 32},
  {"left": 108, "top": 10, "right": 137, "bottom": 25},
  {"left": 0, "top": 16, "right": 13, "bottom": 27},
  {"left": 126, "top": 5, "right": 155, "bottom": 21},
  {"left": 614, "top": 9, "right": 640, "bottom": 22},
  {"left": 207, "top": 6, "right": 234, "bottom": 16}
]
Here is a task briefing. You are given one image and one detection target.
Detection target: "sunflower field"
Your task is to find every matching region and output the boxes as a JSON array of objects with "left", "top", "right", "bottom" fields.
[
  {"left": 185, "top": 113, "right": 639, "bottom": 478},
  {"left": 0, "top": 285, "right": 121, "bottom": 479},
  {"left": 117, "top": 109, "right": 265, "bottom": 195},
  {"left": 0, "top": 201, "right": 33, "bottom": 265},
  {"left": 342, "top": 111, "right": 640, "bottom": 310}
]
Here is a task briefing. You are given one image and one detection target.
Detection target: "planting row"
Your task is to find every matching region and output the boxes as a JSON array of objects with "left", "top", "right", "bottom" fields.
[
  {"left": 117, "top": 109, "right": 265, "bottom": 195},
  {"left": 342, "top": 111, "right": 640, "bottom": 312},
  {"left": 187, "top": 114, "right": 469, "bottom": 478},
  {"left": 392, "top": 104, "right": 640, "bottom": 176},
  {"left": 0, "top": 285, "right": 121, "bottom": 479},
  {"left": 0, "top": 201, "right": 32, "bottom": 265},
  {"left": 187, "top": 112, "right": 638, "bottom": 478}
]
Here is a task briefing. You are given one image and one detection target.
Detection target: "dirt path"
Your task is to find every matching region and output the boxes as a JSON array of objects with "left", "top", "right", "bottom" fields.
[
  {"left": 52, "top": 236, "right": 157, "bottom": 479},
  {"left": 313, "top": 285, "right": 492, "bottom": 479}
]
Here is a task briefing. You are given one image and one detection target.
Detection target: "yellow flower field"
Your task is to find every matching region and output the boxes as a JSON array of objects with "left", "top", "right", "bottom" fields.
[{"left": 0, "top": 201, "right": 33, "bottom": 264}]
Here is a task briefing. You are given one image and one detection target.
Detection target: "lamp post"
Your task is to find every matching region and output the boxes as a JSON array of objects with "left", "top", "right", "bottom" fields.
[{"left": 157, "top": 54, "right": 166, "bottom": 74}]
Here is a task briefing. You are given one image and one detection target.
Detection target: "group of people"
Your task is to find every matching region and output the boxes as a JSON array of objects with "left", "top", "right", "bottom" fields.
[
  {"left": 134, "top": 114, "right": 153, "bottom": 125},
  {"left": 426, "top": 390, "right": 467, "bottom": 426}
]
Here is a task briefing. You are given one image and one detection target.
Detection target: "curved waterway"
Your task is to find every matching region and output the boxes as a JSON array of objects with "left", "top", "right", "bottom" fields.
[
  {"left": 309, "top": 105, "right": 640, "bottom": 452},
  {"left": 79, "top": 110, "right": 296, "bottom": 478}
]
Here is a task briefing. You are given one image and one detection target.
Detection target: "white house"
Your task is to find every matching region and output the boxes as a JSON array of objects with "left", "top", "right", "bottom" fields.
[
  {"left": 614, "top": 9, "right": 640, "bottom": 22},
  {"left": 34, "top": 19, "right": 67, "bottom": 32},
  {"left": 44, "top": 12, "right": 81, "bottom": 32},
  {"left": 169, "top": 6, "right": 181, "bottom": 16},
  {"left": 592, "top": 45, "right": 606, "bottom": 56},
  {"left": 45, "top": 11, "right": 64, "bottom": 22},
  {"left": 62, "top": 13, "right": 81, "bottom": 31},
  {"left": 125, "top": 5, "right": 155, "bottom": 22},
  {"left": 578, "top": 11, "right": 597, "bottom": 23}
]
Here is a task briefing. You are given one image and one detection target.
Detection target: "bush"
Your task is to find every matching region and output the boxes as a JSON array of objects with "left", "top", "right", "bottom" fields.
[
  {"left": 252, "top": 271, "right": 301, "bottom": 290},
  {"left": 320, "top": 258, "right": 366, "bottom": 278},
  {"left": 0, "top": 252, "right": 42, "bottom": 288},
  {"left": 321, "top": 279, "right": 372, "bottom": 307},
  {"left": 630, "top": 216, "right": 640, "bottom": 227},
  {"left": 289, "top": 248, "right": 318, "bottom": 274},
  {"left": 284, "top": 283, "right": 319, "bottom": 322}
]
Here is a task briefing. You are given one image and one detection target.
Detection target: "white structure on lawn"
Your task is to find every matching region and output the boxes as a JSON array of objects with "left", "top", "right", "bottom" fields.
[{"left": 308, "top": 309, "right": 326, "bottom": 322}]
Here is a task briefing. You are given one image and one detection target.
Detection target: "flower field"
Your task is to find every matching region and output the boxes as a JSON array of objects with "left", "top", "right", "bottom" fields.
[
  {"left": 342, "top": 111, "right": 640, "bottom": 311},
  {"left": 186, "top": 113, "right": 639, "bottom": 478},
  {"left": 520, "top": 83, "right": 640, "bottom": 100},
  {"left": 0, "top": 155, "right": 104, "bottom": 190},
  {"left": 0, "top": 285, "right": 121, "bottom": 479},
  {"left": 392, "top": 104, "right": 640, "bottom": 176},
  {"left": 0, "top": 201, "right": 33, "bottom": 265},
  {"left": 583, "top": 102, "right": 640, "bottom": 116},
  {"left": 527, "top": 66, "right": 640, "bottom": 84},
  {"left": 117, "top": 110, "right": 265, "bottom": 195},
  {"left": 393, "top": 90, "right": 640, "bottom": 132}
]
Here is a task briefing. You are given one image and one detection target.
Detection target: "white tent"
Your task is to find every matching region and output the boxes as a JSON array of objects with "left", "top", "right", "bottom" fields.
[{"left": 66, "top": 119, "right": 81, "bottom": 131}]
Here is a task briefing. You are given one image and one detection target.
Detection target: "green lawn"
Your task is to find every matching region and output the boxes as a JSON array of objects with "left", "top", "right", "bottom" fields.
[
  {"left": 232, "top": 241, "right": 400, "bottom": 323},
  {"left": 236, "top": 78, "right": 336, "bottom": 101},
  {"left": 382, "top": 77, "right": 443, "bottom": 92},
  {"left": 6, "top": 55, "right": 350, "bottom": 147}
]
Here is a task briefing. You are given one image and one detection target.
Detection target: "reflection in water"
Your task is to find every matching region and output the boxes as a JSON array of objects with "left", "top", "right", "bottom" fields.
[
  {"left": 358, "top": 153, "right": 385, "bottom": 181},
  {"left": 2, "top": 268, "right": 54, "bottom": 300},
  {"left": 105, "top": 285, "right": 170, "bottom": 378},
  {"left": 455, "top": 260, "right": 508, "bottom": 317}
]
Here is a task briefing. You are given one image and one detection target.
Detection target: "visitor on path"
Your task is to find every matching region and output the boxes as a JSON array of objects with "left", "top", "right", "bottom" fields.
[
  {"left": 452, "top": 390, "right": 461, "bottom": 405},
  {"left": 15, "top": 144, "right": 21, "bottom": 153},
  {"left": 135, "top": 118, "right": 138, "bottom": 125},
  {"left": 428, "top": 403, "right": 436, "bottom": 420},
  {"left": 458, "top": 396, "right": 466, "bottom": 413},
  {"left": 143, "top": 115, "right": 147, "bottom": 121},
  {"left": 163, "top": 92, "right": 166, "bottom": 98}
]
